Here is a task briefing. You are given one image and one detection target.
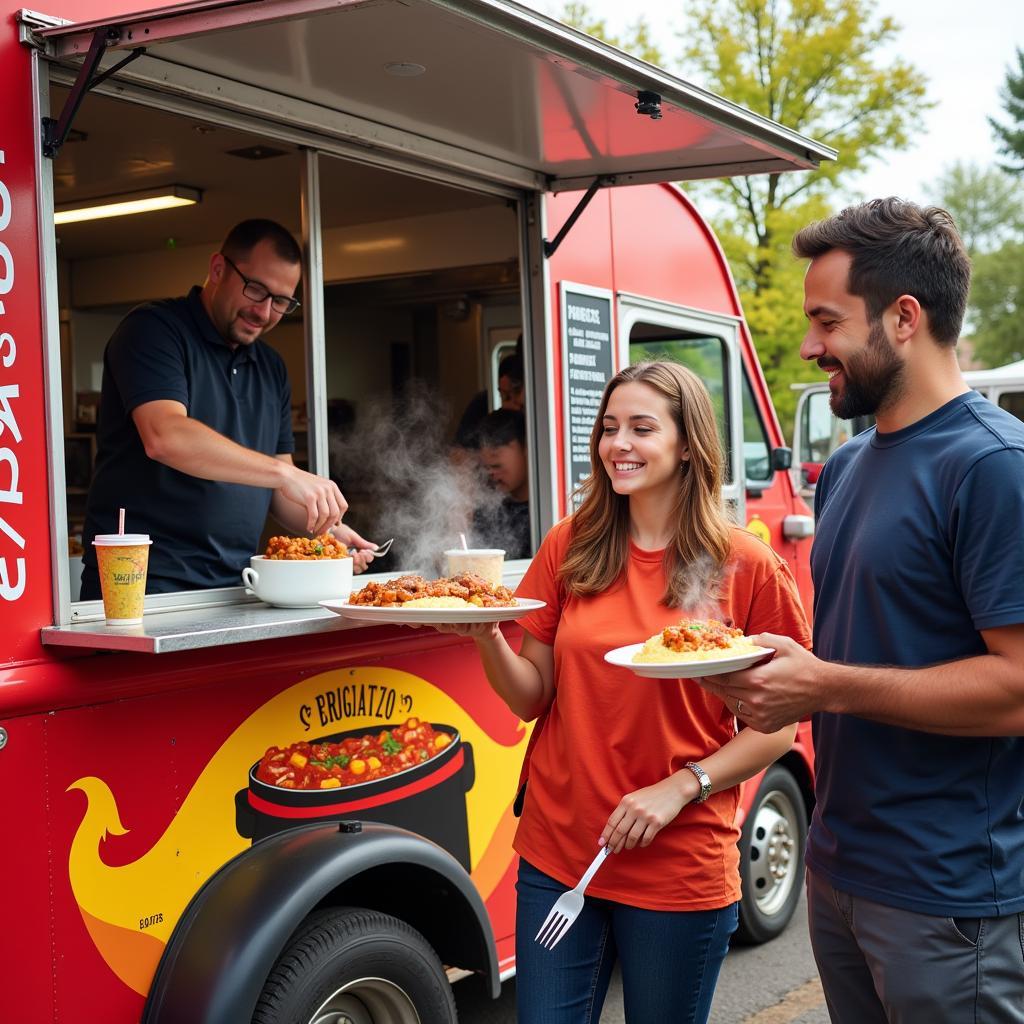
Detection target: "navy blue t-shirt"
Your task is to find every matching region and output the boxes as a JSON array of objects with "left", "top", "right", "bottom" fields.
[
  {"left": 807, "top": 391, "right": 1024, "bottom": 916},
  {"left": 81, "top": 287, "right": 294, "bottom": 595}
]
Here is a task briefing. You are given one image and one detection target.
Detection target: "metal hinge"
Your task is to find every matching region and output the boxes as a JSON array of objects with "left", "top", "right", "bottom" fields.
[
  {"left": 17, "top": 8, "right": 71, "bottom": 48},
  {"left": 39, "top": 24, "right": 146, "bottom": 159},
  {"left": 542, "top": 176, "right": 616, "bottom": 259}
]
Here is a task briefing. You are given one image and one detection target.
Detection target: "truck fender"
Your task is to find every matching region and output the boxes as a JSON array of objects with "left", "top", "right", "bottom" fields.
[{"left": 141, "top": 821, "right": 499, "bottom": 1024}]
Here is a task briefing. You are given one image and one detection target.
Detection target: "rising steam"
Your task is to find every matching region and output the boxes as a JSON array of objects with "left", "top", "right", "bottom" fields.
[{"left": 329, "top": 383, "right": 507, "bottom": 575}]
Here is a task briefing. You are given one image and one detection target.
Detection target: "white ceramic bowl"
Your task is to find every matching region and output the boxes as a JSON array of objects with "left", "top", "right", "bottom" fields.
[{"left": 242, "top": 555, "right": 353, "bottom": 608}]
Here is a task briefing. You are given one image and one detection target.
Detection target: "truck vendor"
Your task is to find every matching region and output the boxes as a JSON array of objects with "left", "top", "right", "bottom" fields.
[{"left": 80, "top": 218, "right": 375, "bottom": 598}]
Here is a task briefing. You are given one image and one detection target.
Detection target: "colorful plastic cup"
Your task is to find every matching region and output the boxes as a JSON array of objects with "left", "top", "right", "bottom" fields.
[
  {"left": 92, "top": 534, "right": 152, "bottom": 625},
  {"left": 444, "top": 548, "right": 505, "bottom": 587}
]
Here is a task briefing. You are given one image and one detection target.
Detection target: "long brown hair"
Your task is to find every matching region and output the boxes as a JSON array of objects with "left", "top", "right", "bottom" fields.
[{"left": 559, "top": 361, "right": 732, "bottom": 607}]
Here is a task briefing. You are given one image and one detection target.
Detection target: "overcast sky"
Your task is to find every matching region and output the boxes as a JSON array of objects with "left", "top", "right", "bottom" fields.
[{"left": 525, "top": 0, "right": 1024, "bottom": 204}]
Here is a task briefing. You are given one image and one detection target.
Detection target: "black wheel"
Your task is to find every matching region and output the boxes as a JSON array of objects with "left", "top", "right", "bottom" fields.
[
  {"left": 734, "top": 765, "right": 807, "bottom": 945},
  {"left": 253, "top": 907, "right": 457, "bottom": 1024}
]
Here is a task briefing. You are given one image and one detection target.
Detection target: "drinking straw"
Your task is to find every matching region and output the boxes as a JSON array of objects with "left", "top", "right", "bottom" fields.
[
  {"left": 459, "top": 533, "right": 468, "bottom": 550},
  {"left": 118, "top": 507, "right": 125, "bottom": 535}
]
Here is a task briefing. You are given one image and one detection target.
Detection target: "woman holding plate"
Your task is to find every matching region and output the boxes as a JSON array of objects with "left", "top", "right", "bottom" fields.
[{"left": 433, "top": 361, "right": 810, "bottom": 1024}]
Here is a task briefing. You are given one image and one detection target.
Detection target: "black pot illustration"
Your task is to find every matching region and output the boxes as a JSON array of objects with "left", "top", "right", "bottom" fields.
[{"left": 235, "top": 722, "right": 476, "bottom": 870}]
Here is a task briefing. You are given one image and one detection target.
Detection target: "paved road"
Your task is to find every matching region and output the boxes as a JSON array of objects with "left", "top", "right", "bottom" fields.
[{"left": 454, "top": 890, "right": 829, "bottom": 1023}]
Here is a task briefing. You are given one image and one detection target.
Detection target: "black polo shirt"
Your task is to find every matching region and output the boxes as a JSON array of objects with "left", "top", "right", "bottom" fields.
[{"left": 81, "top": 287, "right": 294, "bottom": 597}]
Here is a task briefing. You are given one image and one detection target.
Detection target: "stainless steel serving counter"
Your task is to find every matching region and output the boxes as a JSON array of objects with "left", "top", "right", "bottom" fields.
[
  {"left": 40, "top": 601, "right": 355, "bottom": 654},
  {"left": 40, "top": 563, "right": 530, "bottom": 654}
]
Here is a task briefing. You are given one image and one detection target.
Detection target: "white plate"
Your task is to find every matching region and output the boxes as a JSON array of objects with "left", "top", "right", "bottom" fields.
[
  {"left": 603, "top": 643, "right": 774, "bottom": 679},
  {"left": 320, "top": 597, "right": 547, "bottom": 624}
]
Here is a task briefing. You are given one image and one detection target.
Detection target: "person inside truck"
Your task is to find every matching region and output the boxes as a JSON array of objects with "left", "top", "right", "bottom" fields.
[
  {"left": 79, "top": 219, "right": 376, "bottom": 599},
  {"left": 452, "top": 345, "right": 525, "bottom": 450},
  {"left": 470, "top": 408, "right": 530, "bottom": 559},
  {"left": 430, "top": 360, "right": 810, "bottom": 1023},
  {"left": 703, "top": 198, "right": 1024, "bottom": 1024}
]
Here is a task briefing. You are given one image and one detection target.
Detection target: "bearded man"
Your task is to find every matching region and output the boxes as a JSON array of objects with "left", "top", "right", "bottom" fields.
[{"left": 701, "top": 198, "right": 1024, "bottom": 1023}]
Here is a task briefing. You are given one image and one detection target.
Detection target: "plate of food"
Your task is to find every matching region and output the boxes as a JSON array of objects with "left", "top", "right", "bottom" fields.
[
  {"left": 321, "top": 571, "right": 546, "bottom": 624},
  {"left": 604, "top": 619, "right": 773, "bottom": 679}
]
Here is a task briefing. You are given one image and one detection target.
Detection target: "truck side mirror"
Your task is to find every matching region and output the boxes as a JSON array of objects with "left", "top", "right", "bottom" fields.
[{"left": 770, "top": 446, "right": 792, "bottom": 472}]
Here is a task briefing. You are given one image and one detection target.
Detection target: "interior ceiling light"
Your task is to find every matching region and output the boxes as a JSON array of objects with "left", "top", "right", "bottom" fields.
[
  {"left": 54, "top": 185, "right": 202, "bottom": 225},
  {"left": 342, "top": 237, "right": 406, "bottom": 253},
  {"left": 384, "top": 62, "right": 426, "bottom": 77}
]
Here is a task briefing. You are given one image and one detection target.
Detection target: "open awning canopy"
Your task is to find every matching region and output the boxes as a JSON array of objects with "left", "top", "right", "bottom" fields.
[{"left": 31, "top": 0, "right": 836, "bottom": 192}]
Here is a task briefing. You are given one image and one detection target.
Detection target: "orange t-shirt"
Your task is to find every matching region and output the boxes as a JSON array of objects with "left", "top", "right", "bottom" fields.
[{"left": 513, "top": 519, "right": 811, "bottom": 911}]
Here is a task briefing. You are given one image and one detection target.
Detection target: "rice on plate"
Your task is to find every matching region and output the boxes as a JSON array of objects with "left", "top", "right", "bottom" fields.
[
  {"left": 633, "top": 619, "right": 759, "bottom": 663},
  {"left": 401, "top": 596, "right": 473, "bottom": 609}
]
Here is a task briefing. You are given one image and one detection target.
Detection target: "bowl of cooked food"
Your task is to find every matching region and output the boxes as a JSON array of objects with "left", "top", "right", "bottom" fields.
[{"left": 241, "top": 534, "right": 353, "bottom": 608}]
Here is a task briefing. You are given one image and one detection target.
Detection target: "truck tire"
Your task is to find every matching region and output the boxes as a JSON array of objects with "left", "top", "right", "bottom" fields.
[
  {"left": 734, "top": 765, "right": 807, "bottom": 945},
  {"left": 252, "top": 907, "right": 457, "bottom": 1024}
]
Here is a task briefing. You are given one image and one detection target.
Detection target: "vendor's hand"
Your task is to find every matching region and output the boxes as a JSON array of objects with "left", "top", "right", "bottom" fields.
[
  {"left": 698, "top": 634, "right": 825, "bottom": 733},
  {"left": 279, "top": 465, "right": 348, "bottom": 536},
  {"left": 600, "top": 773, "right": 698, "bottom": 853},
  {"left": 329, "top": 523, "right": 376, "bottom": 574}
]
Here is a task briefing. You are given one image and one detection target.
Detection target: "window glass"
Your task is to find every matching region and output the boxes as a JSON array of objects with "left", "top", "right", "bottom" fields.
[
  {"left": 741, "top": 372, "right": 772, "bottom": 482},
  {"left": 800, "top": 390, "right": 849, "bottom": 464},
  {"left": 998, "top": 391, "right": 1024, "bottom": 423},
  {"left": 628, "top": 327, "right": 731, "bottom": 483}
]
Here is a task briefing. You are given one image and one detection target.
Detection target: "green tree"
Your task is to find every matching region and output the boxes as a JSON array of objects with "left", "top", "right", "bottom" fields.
[
  {"left": 929, "top": 162, "right": 1024, "bottom": 255},
  {"left": 557, "top": 0, "right": 930, "bottom": 429},
  {"left": 677, "top": 0, "right": 931, "bottom": 429},
  {"left": 990, "top": 47, "right": 1024, "bottom": 174},
  {"left": 932, "top": 163, "right": 1024, "bottom": 368},
  {"left": 967, "top": 245, "right": 1024, "bottom": 366}
]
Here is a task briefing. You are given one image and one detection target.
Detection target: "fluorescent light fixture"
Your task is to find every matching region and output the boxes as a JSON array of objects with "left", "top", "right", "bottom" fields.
[
  {"left": 54, "top": 185, "right": 202, "bottom": 225},
  {"left": 342, "top": 237, "right": 406, "bottom": 253}
]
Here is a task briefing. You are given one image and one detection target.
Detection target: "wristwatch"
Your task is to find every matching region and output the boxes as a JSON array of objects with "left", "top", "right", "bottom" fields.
[{"left": 683, "top": 761, "right": 712, "bottom": 803}]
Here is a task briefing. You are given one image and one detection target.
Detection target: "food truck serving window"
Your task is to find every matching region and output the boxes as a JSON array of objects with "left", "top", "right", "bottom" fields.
[{"left": 44, "top": 81, "right": 530, "bottom": 634}]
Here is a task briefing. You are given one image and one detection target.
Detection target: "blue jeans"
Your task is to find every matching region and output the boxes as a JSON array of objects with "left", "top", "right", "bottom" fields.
[{"left": 515, "top": 858, "right": 738, "bottom": 1024}]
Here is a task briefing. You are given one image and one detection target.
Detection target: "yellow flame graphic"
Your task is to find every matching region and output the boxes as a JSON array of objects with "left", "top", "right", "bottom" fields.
[{"left": 67, "top": 667, "right": 530, "bottom": 996}]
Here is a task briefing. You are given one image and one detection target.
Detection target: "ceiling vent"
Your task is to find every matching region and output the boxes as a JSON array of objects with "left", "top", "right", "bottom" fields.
[{"left": 225, "top": 145, "right": 289, "bottom": 161}]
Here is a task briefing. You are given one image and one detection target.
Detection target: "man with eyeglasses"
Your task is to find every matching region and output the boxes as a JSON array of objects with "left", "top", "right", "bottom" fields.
[{"left": 81, "top": 219, "right": 376, "bottom": 599}]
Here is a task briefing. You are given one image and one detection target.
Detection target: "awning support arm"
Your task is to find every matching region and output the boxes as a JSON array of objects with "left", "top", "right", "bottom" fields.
[
  {"left": 542, "top": 176, "right": 608, "bottom": 258},
  {"left": 42, "top": 27, "right": 146, "bottom": 159}
]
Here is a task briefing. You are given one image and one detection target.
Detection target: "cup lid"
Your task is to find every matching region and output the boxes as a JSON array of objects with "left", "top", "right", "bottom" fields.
[
  {"left": 93, "top": 534, "right": 152, "bottom": 545},
  {"left": 444, "top": 548, "right": 505, "bottom": 556}
]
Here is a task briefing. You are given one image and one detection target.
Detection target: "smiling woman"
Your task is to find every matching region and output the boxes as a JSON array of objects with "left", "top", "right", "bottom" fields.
[{"left": 419, "top": 359, "right": 812, "bottom": 1024}]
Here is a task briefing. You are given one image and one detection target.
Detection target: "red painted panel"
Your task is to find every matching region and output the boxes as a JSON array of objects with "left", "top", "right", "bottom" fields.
[
  {"left": 0, "top": 20, "right": 52, "bottom": 665},
  {"left": 0, "top": 715, "right": 56, "bottom": 1021},
  {"left": 610, "top": 184, "right": 741, "bottom": 319},
  {"left": 1, "top": 630, "right": 528, "bottom": 1019}
]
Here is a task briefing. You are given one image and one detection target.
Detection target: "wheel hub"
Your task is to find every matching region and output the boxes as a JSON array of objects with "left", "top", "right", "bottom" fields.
[
  {"left": 747, "top": 789, "right": 799, "bottom": 917},
  {"left": 310, "top": 977, "right": 422, "bottom": 1024}
]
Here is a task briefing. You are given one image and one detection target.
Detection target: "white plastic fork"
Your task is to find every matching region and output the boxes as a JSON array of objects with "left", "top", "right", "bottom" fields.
[{"left": 535, "top": 846, "right": 610, "bottom": 950}]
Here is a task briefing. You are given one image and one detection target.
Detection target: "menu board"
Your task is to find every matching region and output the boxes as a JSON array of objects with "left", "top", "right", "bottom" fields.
[{"left": 560, "top": 283, "right": 615, "bottom": 506}]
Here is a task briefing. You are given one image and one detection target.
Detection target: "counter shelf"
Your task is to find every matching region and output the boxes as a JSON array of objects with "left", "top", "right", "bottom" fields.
[{"left": 39, "top": 563, "right": 530, "bottom": 653}]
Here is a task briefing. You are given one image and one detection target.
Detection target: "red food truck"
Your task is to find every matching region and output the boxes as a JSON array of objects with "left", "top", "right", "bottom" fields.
[{"left": 0, "top": 0, "right": 834, "bottom": 1019}]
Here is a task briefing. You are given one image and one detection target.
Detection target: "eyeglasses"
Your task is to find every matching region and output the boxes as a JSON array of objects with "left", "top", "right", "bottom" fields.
[{"left": 220, "top": 253, "right": 300, "bottom": 315}]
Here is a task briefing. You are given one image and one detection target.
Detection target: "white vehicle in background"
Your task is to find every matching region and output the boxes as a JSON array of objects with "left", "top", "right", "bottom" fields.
[{"left": 792, "top": 359, "right": 1024, "bottom": 498}]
